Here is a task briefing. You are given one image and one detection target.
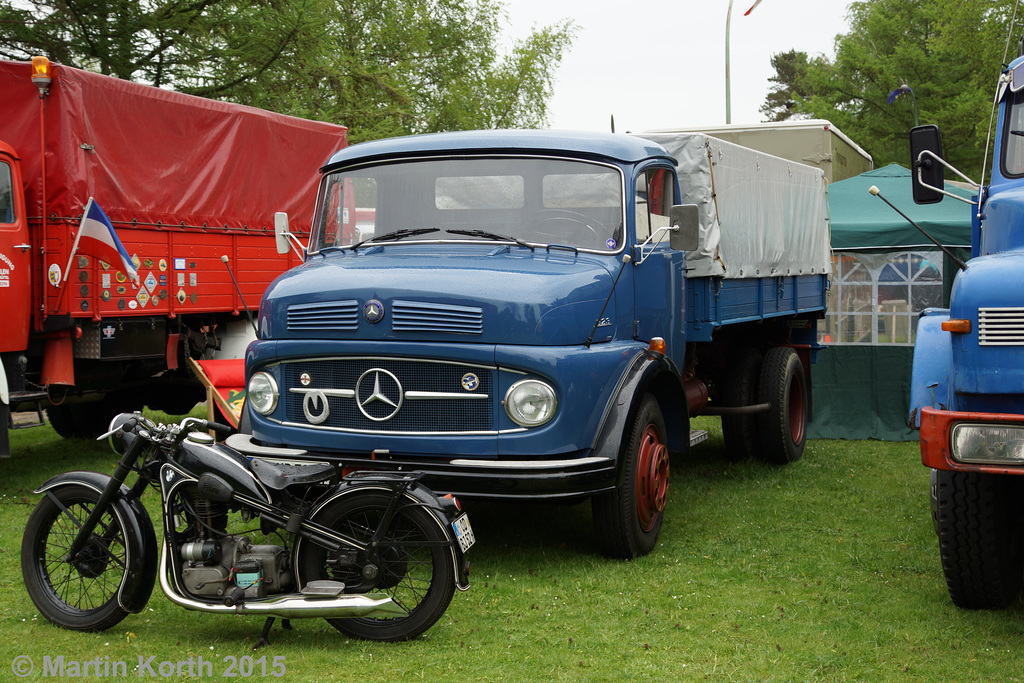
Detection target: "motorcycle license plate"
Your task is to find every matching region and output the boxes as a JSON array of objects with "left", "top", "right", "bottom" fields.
[{"left": 452, "top": 514, "right": 475, "bottom": 552}]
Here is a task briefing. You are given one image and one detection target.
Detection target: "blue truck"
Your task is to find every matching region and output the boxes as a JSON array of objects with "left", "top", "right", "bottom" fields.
[
  {"left": 241, "top": 130, "right": 830, "bottom": 558},
  {"left": 908, "top": 52, "right": 1024, "bottom": 607}
]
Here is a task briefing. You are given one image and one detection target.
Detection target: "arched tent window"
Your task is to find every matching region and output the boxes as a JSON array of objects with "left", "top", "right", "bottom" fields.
[{"left": 822, "top": 251, "right": 943, "bottom": 345}]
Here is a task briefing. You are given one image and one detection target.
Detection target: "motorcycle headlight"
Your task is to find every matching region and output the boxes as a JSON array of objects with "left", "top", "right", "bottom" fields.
[
  {"left": 504, "top": 379, "right": 557, "bottom": 427},
  {"left": 247, "top": 372, "right": 279, "bottom": 415},
  {"left": 106, "top": 412, "right": 135, "bottom": 455}
]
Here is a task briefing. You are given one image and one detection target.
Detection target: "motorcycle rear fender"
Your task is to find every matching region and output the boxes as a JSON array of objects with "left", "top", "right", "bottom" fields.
[
  {"left": 34, "top": 471, "right": 158, "bottom": 613},
  {"left": 589, "top": 350, "right": 687, "bottom": 476},
  {"left": 306, "top": 475, "right": 470, "bottom": 590}
]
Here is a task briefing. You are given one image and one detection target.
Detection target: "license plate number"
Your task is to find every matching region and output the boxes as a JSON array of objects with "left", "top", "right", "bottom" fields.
[{"left": 452, "top": 514, "right": 475, "bottom": 552}]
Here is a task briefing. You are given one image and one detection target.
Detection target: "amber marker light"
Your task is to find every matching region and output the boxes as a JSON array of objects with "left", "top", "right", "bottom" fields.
[
  {"left": 941, "top": 319, "right": 971, "bottom": 334},
  {"left": 649, "top": 337, "right": 666, "bottom": 354}
]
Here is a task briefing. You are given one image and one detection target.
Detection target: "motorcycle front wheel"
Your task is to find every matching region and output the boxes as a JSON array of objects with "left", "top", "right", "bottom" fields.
[
  {"left": 297, "top": 490, "right": 456, "bottom": 641},
  {"left": 21, "top": 485, "right": 132, "bottom": 631}
]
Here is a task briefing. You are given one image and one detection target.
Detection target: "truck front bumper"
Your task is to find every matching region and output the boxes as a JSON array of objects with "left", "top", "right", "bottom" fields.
[
  {"left": 920, "top": 405, "right": 1024, "bottom": 475},
  {"left": 235, "top": 433, "right": 618, "bottom": 501}
]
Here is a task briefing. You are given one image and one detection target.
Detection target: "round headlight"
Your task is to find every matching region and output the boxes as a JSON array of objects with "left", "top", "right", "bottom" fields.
[
  {"left": 504, "top": 379, "right": 557, "bottom": 427},
  {"left": 247, "top": 371, "right": 279, "bottom": 415}
]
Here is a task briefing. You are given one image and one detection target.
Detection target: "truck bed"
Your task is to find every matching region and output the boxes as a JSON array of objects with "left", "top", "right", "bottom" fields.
[{"left": 638, "top": 132, "right": 831, "bottom": 282}]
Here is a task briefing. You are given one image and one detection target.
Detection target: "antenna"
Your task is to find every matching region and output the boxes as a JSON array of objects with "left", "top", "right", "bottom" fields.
[
  {"left": 867, "top": 186, "right": 968, "bottom": 271},
  {"left": 585, "top": 254, "right": 631, "bottom": 348},
  {"left": 221, "top": 255, "right": 259, "bottom": 336}
]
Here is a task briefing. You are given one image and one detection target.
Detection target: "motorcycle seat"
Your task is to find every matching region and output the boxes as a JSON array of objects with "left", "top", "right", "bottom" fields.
[{"left": 249, "top": 457, "right": 335, "bottom": 490}]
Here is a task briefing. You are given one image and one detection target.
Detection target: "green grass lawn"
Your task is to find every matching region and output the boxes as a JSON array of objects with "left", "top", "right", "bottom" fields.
[{"left": 2, "top": 415, "right": 1024, "bottom": 681}]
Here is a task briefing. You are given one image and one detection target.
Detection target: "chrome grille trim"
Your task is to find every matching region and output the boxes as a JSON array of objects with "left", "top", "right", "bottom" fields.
[
  {"left": 979, "top": 307, "right": 1024, "bottom": 346},
  {"left": 392, "top": 300, "right": 483, "bottom": 334},
  {"left": 282, "top": 357, "right": 494, "bottom": 433},
  {"left": 287, "top": 300, "right": 359, "bottom": 331}
]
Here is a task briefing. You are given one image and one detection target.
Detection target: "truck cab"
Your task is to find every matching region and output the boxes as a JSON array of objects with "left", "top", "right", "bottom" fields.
[
  {"left": 909, "top": 52, "right": 1024, "bottom": 609},
  {"left": 245, "top": 129, "right": 827, "bottom": 558}
]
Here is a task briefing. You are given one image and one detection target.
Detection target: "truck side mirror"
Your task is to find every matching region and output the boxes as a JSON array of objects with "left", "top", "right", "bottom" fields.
[
  {"left": 910, "top": 125, "right": 945, "bottom": 205},
  {"left": 274, "top": 212, "right": 290, "bottom": 255},
  {"left": 669, "top": 204, "right": 700, "bottom": 252}
]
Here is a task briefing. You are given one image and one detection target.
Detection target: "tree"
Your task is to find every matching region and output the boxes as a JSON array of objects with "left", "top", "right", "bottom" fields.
[
  {"left": 760, "top": 50, "right": 810, "bottom": 122},
  {"left": 762, "top": 0, "right": 1016, "bottom": 174},
  {"left": 0, "top": 0, "right": 574, "bottom": 142}
]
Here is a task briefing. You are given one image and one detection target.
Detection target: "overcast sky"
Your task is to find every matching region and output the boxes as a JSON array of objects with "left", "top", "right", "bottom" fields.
[{"left": 505, "top": 0, "right": 853, "bottom": 133}]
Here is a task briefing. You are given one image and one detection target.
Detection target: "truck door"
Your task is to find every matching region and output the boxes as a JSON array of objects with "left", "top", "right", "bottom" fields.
[
  {"left": 0, "top": 144, "right": 32, "bottom": 353},
  {"left": 632, "top": 167, "right": 685, "bottom": 362}
]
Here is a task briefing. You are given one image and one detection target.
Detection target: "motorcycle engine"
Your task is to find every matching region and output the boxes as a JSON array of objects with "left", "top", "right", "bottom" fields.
[{"left": 178, "top": 499, "right": 293, "bottom": 600}]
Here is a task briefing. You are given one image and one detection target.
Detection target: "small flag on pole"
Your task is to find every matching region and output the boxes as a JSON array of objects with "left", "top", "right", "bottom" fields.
[
  {"left": 887, "top": 85, "right": 911, "bottom": 104},
  {"left": 744, "top": 0, "right": 763, "bottom": 15},
  {"left": 64, "top": 198, "right": 138, "bottom": 282}
]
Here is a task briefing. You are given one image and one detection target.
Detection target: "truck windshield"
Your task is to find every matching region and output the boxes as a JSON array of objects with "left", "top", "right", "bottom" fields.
[{"left": 311, "top": 157, "right": 625, "bottom": 252}]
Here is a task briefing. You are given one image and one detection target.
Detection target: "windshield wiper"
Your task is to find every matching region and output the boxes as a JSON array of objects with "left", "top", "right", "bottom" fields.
[
  {"left": 446, "top": 228, "right": 535, "bottom": 251},
  {"left": 350, "top": 227, "right": 440, "bottom": 251}
]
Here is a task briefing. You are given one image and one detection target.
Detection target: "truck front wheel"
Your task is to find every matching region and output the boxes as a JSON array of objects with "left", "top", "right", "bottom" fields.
[
  {"left": 933, "top": 469, "right": 1024, "bottom": 609},
  {"left": 593, "top": 394, "right": 668, "bottom": 559}
]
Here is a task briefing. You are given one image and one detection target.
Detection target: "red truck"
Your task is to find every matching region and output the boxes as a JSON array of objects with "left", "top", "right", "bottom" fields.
[{"left": 0, "top": 58, "right": 348, "bottom": 456}]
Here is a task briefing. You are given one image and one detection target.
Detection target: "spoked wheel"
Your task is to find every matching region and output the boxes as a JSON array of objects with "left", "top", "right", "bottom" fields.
[
  {"left": 593, "top": 394, "right": 668, "bottom": 558},
  {"left": 297, "top": 491, "right": 456, "bottom": 641},
  {"left": 757, "top": 347, "right": 807, "bottom": 464},
  {"left": 21, "top": 486, "right": 132, "bottom": 631}
]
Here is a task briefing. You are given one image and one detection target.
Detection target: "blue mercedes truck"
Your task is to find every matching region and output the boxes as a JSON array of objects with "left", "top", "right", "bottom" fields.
[
  {"left": 241, "top": 130, "right": 830, "bottom": 558},
  {"left": 908, "top": 50, "right": 1024, "bottom": 607}
]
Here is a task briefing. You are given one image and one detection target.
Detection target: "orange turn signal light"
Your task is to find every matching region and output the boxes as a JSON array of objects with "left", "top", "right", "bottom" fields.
[
  {"left": 941, "top": 319, "right": 971, "bottom": 334},
  {"left": 648, "top": 337, "right": 666, "bottom": 354}
]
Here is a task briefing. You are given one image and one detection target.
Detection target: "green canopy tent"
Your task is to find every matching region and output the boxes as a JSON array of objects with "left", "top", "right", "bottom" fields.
[{"left": 808, "top": 164, "right": 973, "bottom": 440}]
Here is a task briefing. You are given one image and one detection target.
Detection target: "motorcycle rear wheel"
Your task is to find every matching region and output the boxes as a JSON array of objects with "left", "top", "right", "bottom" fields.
[
  {"left": 297, "top": 490, "right": 456, "bottom": 641},
  {"left": 21, "top": 485, "right": 132, "bottom": 631}
]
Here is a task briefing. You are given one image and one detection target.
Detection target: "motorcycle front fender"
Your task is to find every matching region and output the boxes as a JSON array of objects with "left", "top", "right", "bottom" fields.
[{"left": 35, "top": 471, "right": 158, "bottom": 613}]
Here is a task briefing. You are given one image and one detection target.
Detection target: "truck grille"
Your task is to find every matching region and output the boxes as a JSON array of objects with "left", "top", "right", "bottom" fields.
[
  {"left": 283, "top": 358, "right": 493, "bottom": 433},
  {"left": 979, "top": 307, "right": 1024, "bottom": 346},
  {"left": 392, "top": 300, "right": 483, "bottom": 334},
  {"left": 287, "top": 300, "right": 359, "bottom": 331}
]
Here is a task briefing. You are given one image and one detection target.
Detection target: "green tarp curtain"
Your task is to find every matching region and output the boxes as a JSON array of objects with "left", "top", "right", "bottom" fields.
[{"left": 809, "top": 164, "right": 972, "bottom": 440}]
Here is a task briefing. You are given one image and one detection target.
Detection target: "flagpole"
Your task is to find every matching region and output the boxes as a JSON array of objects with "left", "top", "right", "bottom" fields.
[
  {"left": 62, "top": 197, "right": 91, "bottom": 283},
  {"left": 725, "top": 0, "right": 734, "bottom": 124}
]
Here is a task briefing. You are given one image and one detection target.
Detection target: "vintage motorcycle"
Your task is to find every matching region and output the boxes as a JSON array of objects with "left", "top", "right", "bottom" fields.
[{"left": 21, "top": 412, "right": 473, "bottom": 644}]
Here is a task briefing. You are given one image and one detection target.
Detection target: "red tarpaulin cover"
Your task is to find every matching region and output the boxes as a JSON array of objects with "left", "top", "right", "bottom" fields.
[{"left": 0, "top": 60, "right": 347, "bottom": 232}]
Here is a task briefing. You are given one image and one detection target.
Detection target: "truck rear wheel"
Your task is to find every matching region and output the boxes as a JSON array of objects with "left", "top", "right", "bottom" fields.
[
  {"left": 721, "top": 347, "right": 762, "bottom": 461},
  {"left": 933, "top": 469, "right": 1024, "bottom": 609},
  {"left": 593, "top": 394, "right": 668, "bottom": 559},
  {"left": 756, "top": 347, "right": 807, "bottom": 464}
]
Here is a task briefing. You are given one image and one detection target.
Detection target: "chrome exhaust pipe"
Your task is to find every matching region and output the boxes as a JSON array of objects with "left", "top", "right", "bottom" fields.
[{"left": 158, "top": 544, "right": 406, "bottom": 619}]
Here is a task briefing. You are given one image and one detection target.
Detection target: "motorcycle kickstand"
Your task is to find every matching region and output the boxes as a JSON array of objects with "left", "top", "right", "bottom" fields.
[{"left": 254, "top": 617, "right": 292, "bottom": 650}]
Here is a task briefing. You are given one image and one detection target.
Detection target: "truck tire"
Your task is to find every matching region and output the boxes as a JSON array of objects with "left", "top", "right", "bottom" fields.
[
  {"left": 592, "top": 394, "right": 668, "bottom": 559},
  {"left": 756, "top": 347, "right": 807, "bottom": 464},
  {"left": 933, "top": 469, "right": 1024, "bottom": 609},
  {"left": 46, "top": 405, "right": 81, "bottom": 439},
  {"left": 721, "top": 347, "right": 762, "bottom": 461}
]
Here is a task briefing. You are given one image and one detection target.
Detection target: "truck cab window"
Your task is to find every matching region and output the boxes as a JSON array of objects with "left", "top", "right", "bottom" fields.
[
  {"left": 0, "top": 162, "right": 13, "bottom": 224},
  {"left": 1003, "top": 88, "right": 1024, "bottom": 177},
  {"left": 635, "top": 168, "right": 674, "bottom": 242},
  {"left": 317, "top": 175, "right": 377, "bottom": 248}
]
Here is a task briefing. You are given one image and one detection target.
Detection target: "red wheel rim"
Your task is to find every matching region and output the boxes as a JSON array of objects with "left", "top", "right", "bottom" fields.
[
  {"left": 788, "top": 374, "right": 806, "bottom": 446},
  {"left": 635, "top": 425, "right": 669, "bottom": 533}
]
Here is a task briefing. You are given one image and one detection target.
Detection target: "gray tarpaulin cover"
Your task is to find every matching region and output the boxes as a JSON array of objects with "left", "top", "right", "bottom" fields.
[{"left": 639, "top": 132, "right": 831, "bottom": 279}]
